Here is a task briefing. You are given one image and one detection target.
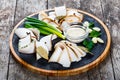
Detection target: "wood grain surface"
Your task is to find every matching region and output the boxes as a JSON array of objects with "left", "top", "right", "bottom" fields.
[
  {"left": 0, "top": 0, "right": 120, "bottom": 80},
  {"left": 9, "top": 8, "right": 111, "bottom": 76}
]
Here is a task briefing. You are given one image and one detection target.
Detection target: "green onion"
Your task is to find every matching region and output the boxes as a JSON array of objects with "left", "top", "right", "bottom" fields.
[
  {"left": 25, "top": 17, "right": 65, "bottom": 39},
  {"left": 26, "top": 17, "right": 62, "bottom": 33},
  {"left": 39, "top": 27, "right": 65, "bottom": 39},
  {"left": 25, "top": 23, "right": 51, "bottom": 35}
]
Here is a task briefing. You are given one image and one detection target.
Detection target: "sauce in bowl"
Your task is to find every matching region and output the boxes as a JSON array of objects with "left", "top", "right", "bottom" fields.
[{"left": 64, "top": 25, "right": 88, "bottom": 43}]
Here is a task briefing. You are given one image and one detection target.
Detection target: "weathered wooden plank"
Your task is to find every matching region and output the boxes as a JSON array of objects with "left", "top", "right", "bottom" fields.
[
  {"left": 8, "top": 0, "right": 48, "bottom": 80},
  {"left": 8, "top": 63, "right": 47, "bottom": 80},
  {"left": 79, "top": 0, "right": 102, "bottom": 80},
  {"left": 0, "top": 0, "right": 16, "bottom": 80},
  {"left": 100, "top": 0, "right": 120, "bottom": 80},
  {"left": 99, "top": 54, "right": 114, "bottom": 80},
  {"left": 79, "top": 0, "right": 114, "bottom": 80},
  {"left": 9, "top": 0, "right": 47, "bottom": 64},
  {"left": 48, "top": 0, "right": 81, "bottom": 9},
  {"left": 47, "top": 0, "right": 88, "bottom": 79},
  {"left": 6, "top": 0, "right": 116, "bottom": 80},
  {"left": 80, "top": 0, "right": 103, "bottom": 19},
  {"left": 47, "top": 73, "right": 88, "bottom": 80}
]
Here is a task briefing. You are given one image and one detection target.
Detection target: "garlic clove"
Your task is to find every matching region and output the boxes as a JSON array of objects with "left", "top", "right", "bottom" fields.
[
  {"left": 88, "top": 28, "right": 93, "bottom": 33},
  {"left": 92, "top": 37, "right": 98, "bottom": 43},
  {"left": 97, "top": 38, "right": 104, "bottom": 43},
  {"left": 83, "top": 21, "right": 89, "bottom": 27},
  {"left": 93, "top": 27, "right": 101, "bottom": 32}
]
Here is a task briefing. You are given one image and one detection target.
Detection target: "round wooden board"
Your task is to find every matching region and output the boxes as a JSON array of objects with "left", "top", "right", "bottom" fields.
[{"left": 9, "top": 8, "right": 111, "bottom": 76}]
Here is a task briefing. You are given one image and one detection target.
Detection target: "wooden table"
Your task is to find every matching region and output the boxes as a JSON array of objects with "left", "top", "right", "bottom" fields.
[{"left": 0, "top": 0, "right": 119, "bottom": 80}]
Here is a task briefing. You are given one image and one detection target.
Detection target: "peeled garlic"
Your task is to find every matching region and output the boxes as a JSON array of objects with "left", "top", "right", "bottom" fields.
[
  {"left": 92, "top": 37, "right": 104, "bottom": 43},
  {"left": 93, "top": 27, "right": 101, "bottom": 32},
  {"left": 97, "top": 38, "right": 104, "bottom": 43},
  {"left": 92, "top": 37, "right": 98, "bottom": 43},
  {"left": 83, "top": 21, "right": 89, "bottom": 27},
  {"left": 88, "top": 28, "right": 93, "bottom": 33}
]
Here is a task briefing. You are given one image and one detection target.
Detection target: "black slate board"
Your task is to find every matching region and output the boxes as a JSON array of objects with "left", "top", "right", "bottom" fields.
[{"left": 12, "top": 10, "right": 107, "bottom": 70}]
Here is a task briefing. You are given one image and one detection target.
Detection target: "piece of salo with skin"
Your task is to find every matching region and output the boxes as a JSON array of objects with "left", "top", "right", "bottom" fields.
[
  {"left": 49, "top": 22, "right": 59, "bottom": 28},
  {"left": 15, "top": 28, "right": 35, "bottom": 38},
  {"left": 37, "top": 46, "right": 48, "bottom": 60},
  {"left": 67, "top": 10, "right": 78, "bottom": 16},
  {"left": 67, "top": 10, "right": 83, "bottom": 21},
  {"left": 42, "top": 18, "right": 51, "bottom": 23},
  {"left": 49, "top": 12, "right": 55, "bottom": 16},
  {"left": 49, "top": 47, "right": 62, "bottom": 62},
  {"left": 66, "top": 46, "right": 79, "bottom": 62},
  {"left": 70, "top": 44, "right": 86, "bottom": 57},
  {"left": 28, "top": 28, "right": 40, "bottom": 40},
  {"left": 36, "top": 41, "right": 49, "bottom": 54},
  {"left": 39, "top": 11, "right": 48, "bottom": 20},
  {"left": 60, "top": 21, "right": 70, "bottom": 30},
  {"left": 39, "top": 34, "right": 53, "bottom": 51},
  {"left": 64, "top": 15, "right": 81, "bottom": 24},
  {"left": 61, "top": 40, "right": 82, "bottom": 60},
  {"left": 54, "top": 41, "right": 66, "bottom": 49},
  {"left": 55, "top": 6, "right": 67, "bottom": 19},
  {"left": 18, "top": 34, "right": 31, "bottom": 49},
  {"left": 62, "top": 40, "right": 86, "bottom": 57},
  {"left": 48, "top": 12, "right": 56, "bottom": 20},
  {"left": 51, "top": 34, "right": 57, "bottom": 40},
  {"left": 67, "top": 45, "right": 81, "bottom": 61},
  {"left": 19, "top": 41, "right": 35, "bottom": 54},
  {"left": 58, "top": 48, "right": 71, "bottom": 67},
  {"left": 36, "top": 41, "right": 49, "bottom": 60},
  {"left": 48, "top": 15, "right": 56, "bottom": 20}
]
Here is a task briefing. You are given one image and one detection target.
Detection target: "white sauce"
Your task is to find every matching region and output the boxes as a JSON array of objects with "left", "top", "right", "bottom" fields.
[
  {"left": 64, "top": 27, "right": 88, "bottom": 43},
  {"left": 66, "top": 28, "right": 86, "bottom": 39}
]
